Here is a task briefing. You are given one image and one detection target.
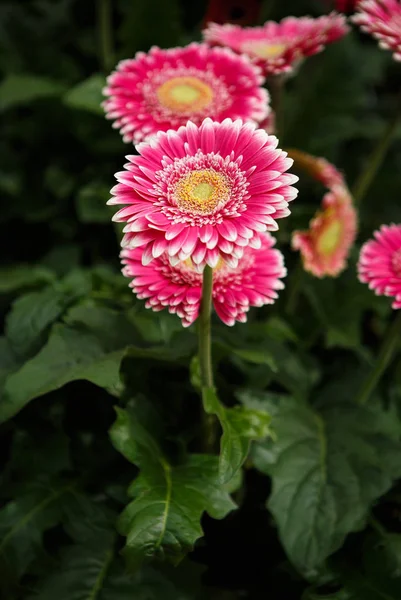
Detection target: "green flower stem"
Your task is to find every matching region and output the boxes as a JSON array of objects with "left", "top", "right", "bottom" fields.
[
  {"left": 198, "top": 266, "right": 217, "bottom": 451},
  {"left": 352, "top": 109, "right": 400, "bottom": 205},
  {"left": 356, "top": 311, "right": 401, "bottom": 405},
  {"left": 97, "top": 0, "right": 114, "bottom": 73},
  {"left": 285, "top": 259, "right": 303, "bottom": 316},
  {"left": 268, "top": 74, "right": 285, "bottom": 140}
]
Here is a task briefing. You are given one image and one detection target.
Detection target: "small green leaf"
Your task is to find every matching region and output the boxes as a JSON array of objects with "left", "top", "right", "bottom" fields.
[
  {"left": 5, "top": 284, "right": 80, "bottom": 359},
  {"left": 109, "top": 405, "right": 236, "bottom": 570},
  {"left": 266, "top": 397, "right": 401, "bottom": 574},
  {"left": 0, "top": 74, "right": 66, "bottom": 112},
  {"left": 64, "top": 74, "right": 106, "bottom": 114},
  {"left": 202, "top": 387, "right": 272, "bottom": 484}
]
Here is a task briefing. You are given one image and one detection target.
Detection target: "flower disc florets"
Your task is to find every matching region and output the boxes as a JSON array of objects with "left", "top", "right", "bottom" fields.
[{"left": 108, "top": 118, "right": 298, "bottom": 270}]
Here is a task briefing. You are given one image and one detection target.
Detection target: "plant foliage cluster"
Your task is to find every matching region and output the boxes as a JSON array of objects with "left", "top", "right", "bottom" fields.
[{"left": 1, "top": 0, "right": 401, "bottom": 598}]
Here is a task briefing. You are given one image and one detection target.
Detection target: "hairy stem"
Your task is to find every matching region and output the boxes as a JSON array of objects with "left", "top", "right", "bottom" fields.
[
  {"left": 198, "top": 266, "right": 217, "bottom": 451},
  {"left": 97, "top": 0, "right": 114, "bottom": 73},
  {"left": 356, "top": 311, "right": 401, "bottom": 405},
  {"left": 352, "top": 110, "right": 400, "bottom": 205},
  {"left": 268, "top": 75, "right": 285, "bottom": 140},
  {"left": 285, "top": 259, "right": 303, "bottom": 316}
]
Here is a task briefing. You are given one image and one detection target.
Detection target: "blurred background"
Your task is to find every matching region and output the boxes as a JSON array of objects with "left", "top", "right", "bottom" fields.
[
  {"left": 1, "top": 1, "right": 401, "bottom": 598},
  {"left": 1, "top": 0, "right": 400, "bottom": 274}
]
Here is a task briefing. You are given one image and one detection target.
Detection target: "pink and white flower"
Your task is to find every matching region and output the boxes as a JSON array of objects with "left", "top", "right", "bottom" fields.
[
  {"left": 352, "top": 0, "right": 401, "bottom": 60},
  {"left": 103, "top": 43, "right": 270, "bottom": 144},
  {"left": 108, "top": 118, "right": 298, "bottom": 270},
  {"left": 203, "top": 13, "right": 349, "bottom": 76},
  {"left": 121, "top": 233, "right": 286, "bottom": 327},
  {"left": 292, "top": 185, "right": 357, "bottom": 277},
  {"left": 358, "top": 224, "right": 401, "bottom": 308}
]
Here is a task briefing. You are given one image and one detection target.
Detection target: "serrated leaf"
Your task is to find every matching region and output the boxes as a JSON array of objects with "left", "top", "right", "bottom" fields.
[
  {"left": 6, "top": 284, "right": 78, "bottom": 359},
  {"left": 31, "top": 549, "right": 198, "bottom": 600},
  {"left": 64, "top": 74, "right": 105, "bottom": 114},
  {"left": 0, "top": 74, "right": 66, "bottom": 111},
  {"left": 109, "top": 405, "right": 236, "bottom": 570},
  {"left": 0, "top": 305, "right": 140, "bottom": 422},
  {"left": 0, "top": 479, "right": 75, "bottom": 580},
  {"left": 266, "top": 397, "right": 401, "bottom": 574},
  {"left": 202, "top": 387, "right": 272, "bottom": 483}
]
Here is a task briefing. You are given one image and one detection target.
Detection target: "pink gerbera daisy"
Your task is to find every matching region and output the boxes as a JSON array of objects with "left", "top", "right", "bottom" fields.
[
  {"left": 202, "top": 13, "right": 349, "bottom": 76},
  {"left": 121, "top": 232, "right": 286, "bottom": 327},
  {"left": 358, "top": 224, "right": 401, "bottom": 308},
  {"left": 352, "top": 0, "right": 401, "bottom": 61},
  {"left": 108, "top": 118, "right": 298, "bottom": 270},
  {"left": 292, "top": 185, "right": 357, "bottom": 277},
  {"left": 102, "top": 43, "right": 270, "bottom": 144}
]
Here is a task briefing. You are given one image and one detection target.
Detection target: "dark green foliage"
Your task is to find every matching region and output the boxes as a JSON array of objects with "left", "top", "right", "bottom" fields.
[{"left": 2, "top": 0, "right": 401, "bottom": 598}]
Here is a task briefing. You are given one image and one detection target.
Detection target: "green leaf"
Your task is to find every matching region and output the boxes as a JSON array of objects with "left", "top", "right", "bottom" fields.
[
  {"left": 0, "top": 479, "right": 75, "bottom": 579},
  {"left": 109, "top": 405, "right": 236, "bottom": 570},
  {"left": 64, "top": 74, "right": 105, "bottom": 114},
  {"left": 0, "top": 305, "right": 139, "bottom": 422},
  {"left": 0, "top": 265, "right": 55, "bottom": 294},
  {"left": 0, "top": 74, "right": 66, "bottom": 112},
  {"left": 5, "top": 283, "right": 81, "bottom": 359},
  {"left": 202, "top": 387, "right": 272, "bottom": 484},
  {"left": 266, "top": 397, "right": 401, "bottom": 574},
  {"left": 31, "top": 549, "right": 199, "bottom": 600}
]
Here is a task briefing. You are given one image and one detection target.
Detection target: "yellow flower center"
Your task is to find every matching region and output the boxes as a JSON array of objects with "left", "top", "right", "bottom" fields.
[
  {"left": 174, "top": 169, "right": 230, "bottom": 214},
  {"left": 157, "top": 76, "right": 213, "bottom": 113},
  {"left": 244, "top": 42, "right": 287, "bottom": 59},
  {"left": 317, "top": 219, "right": 343, "bottom": 256}
]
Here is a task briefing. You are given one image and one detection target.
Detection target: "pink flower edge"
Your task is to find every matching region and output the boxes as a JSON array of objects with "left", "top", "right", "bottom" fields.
[
  {"left": 121, "top": 232, "right": 286, "bottom": 327},
  {"left": 352, "top": 0, "right": 401, "bottom": 61},
  {"left": 358, "top": 223, "right": 401, "bottom": 309}
]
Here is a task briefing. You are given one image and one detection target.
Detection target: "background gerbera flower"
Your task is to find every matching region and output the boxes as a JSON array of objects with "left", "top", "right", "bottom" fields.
[
  {"left": 202, "top": 13, "right": 349, "bottom": 76},
  {"left": 286, "top": 148, "right": 345, "bottom": 188},
  {"left": 358, "top": 224, "right": 401, "bottom": 308},
  {"left": 352, "top": 0, "right": 401, "bottom": 61},
  {"left": 292, "top": 185, "right": 357, "bottom": 277},
  {"left": 103, "top": 43, "right": 270, "bottom": 143},
  {"left": 108, "top": 118, "right": 298, "bottom": 270},
  {"left": 121, "top": 232, "right": 286, "bottom": 327}
]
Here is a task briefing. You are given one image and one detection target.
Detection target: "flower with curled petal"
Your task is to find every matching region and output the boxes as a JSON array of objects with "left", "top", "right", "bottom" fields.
[
  {"left": 103, "top": 43, "right": 270, "bottom": 144},
  {"left": 358, "top": 224, "right": 401, "bottom": 308},
  {"left": 108, "top": 118, "right": 298, "bottom": 271},
  {"left": 292, "top": 185, "right": 357, "bottom": 277},
  {"left": 203, "top": 13, "right": 349, "bottom": 76},
  {"left": 121, "top": 233, "right": 286, "bottom": 327}
]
